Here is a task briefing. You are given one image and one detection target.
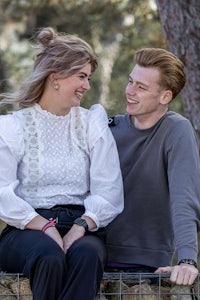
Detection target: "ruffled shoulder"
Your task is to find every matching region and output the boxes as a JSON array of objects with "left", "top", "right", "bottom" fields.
[
  {"left": 0, "top": 113, "right": 24, "bottom": 160},
  {"left": 88, "top": 104, "right": 108, "bottom": 124},
  {"left": 87, "top": 104, "right": 108, "bottom": 148}
]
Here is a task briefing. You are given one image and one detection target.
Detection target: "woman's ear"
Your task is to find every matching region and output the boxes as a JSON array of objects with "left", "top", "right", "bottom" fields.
[
  {"left": 160, "top": 90, "right": 173, "bottom": 105},
  {"left": 49, "top": 73, "right": 56, "bottom": 83},
  {"left": 48, "top": 73, "right": 60, "bottom": 91}
]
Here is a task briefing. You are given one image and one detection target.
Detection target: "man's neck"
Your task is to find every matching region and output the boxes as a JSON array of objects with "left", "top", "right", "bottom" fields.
[{"left": 130, "top": 108, "right": 168, "bottom": 130}]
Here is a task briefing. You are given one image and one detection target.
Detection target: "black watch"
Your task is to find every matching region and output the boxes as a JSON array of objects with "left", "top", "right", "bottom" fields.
[
  {"left": 178, "top": 259, "right": 197, "bottom": 268},
  {"left": 74, "top": 218, "right": 88, "bottom": 232}
]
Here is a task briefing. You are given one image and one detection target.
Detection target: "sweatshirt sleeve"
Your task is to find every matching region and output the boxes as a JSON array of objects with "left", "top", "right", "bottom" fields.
[
  {"left": 167, "top": 118, "right": 200, "bottom": 262},
  {"left": 0, "top": 115, "right": 38, "bottom": 229},
  {"left": 83, "top": 104, "right": 124, "bottom": 229}
]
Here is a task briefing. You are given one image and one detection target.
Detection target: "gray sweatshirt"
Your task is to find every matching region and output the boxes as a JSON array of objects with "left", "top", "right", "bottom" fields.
[{"left": 106, "top": 112, "right": 200, "bottom": 268}]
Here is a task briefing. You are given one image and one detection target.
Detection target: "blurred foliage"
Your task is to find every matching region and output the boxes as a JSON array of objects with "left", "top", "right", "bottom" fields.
[{"left": 0, "top": 0, "right": 183, "bottom": 116}]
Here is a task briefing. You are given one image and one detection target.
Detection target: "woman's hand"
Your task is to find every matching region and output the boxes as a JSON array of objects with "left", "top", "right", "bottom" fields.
[
  {"left": 62, "top": 215, "right": 97, "bottom": 253},
  {"left": 63, "top": 224, "right": 85, "bottom": 253},
  {"left": 43, "top": 226, "right": 64, "bottom": 250},
  {"left": 25, "top": 215, "right": 64, "bottom": 251}
]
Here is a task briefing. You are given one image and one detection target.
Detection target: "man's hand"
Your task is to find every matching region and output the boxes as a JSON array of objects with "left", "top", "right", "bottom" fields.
[{"left": 155, "top": 264, "right": 198, "bottom": 285}]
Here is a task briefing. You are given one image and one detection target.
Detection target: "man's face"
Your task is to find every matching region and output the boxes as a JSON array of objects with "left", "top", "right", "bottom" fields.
[{"left": 125, "top": 64, "right": 166, "bottom": 125}]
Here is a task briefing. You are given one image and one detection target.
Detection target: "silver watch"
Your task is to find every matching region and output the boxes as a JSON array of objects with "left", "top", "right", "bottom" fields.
[{"left": 178, "top": 259, "right": 197, "bottom": 268}]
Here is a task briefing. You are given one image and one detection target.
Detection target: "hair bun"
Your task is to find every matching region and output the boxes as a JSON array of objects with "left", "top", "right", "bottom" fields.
[{"left": 36, "top": 27, "right": 56, "bottom": 47}]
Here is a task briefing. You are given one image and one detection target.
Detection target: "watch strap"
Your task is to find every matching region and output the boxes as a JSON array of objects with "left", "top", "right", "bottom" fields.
[
  {"left": 178, "top": 259, "right": 197, "bottom": 268},
  {"left": 74, "top": 218, "right": 88, "bottom": 232}
]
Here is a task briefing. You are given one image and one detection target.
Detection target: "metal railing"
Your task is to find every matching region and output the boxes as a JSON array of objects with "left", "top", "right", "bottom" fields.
[
  {"left": 0, "top": 272, "right": 199, "bottom": 299},
  {"left": 96, "top": 272, "right": 200, "bottom": 299},
  {"left": 0, "top": 273, "right": 31, "bottom": 299}
]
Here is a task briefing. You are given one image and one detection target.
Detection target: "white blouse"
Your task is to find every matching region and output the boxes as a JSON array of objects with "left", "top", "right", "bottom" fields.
[{"left": 0, "top": 104, "right": 124, "bottom": 230}]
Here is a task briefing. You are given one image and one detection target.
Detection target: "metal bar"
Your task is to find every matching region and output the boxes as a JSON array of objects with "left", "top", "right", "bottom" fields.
[{"left": 0, "top": 272, "right": 199, "bottom": 299}]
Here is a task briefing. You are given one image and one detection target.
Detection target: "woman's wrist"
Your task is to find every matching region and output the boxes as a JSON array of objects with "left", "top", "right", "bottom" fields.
[
  {"left": 81, "top": 215, "right": 96, "bottom": 231},
  {"left": 25, "top": 215, "right": 55, "bottom": 231},
  {"left": 41, "top": 218, "right": 58, "bottom": 233}
]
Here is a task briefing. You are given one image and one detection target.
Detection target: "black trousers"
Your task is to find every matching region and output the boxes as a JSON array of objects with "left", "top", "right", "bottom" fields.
[{"left": 0, "top": 205, "right": 107, "bottom": 300}]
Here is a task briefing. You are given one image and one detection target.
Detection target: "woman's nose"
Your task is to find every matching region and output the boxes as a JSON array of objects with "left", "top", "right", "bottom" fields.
[{"left": 83, "top": 79, "right": 91, "bottom": 91}]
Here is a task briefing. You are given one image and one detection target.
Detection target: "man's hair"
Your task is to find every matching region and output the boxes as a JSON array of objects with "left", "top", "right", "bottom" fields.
[{"left": 134, "top": 48, "right": 186, "bottom": 99}]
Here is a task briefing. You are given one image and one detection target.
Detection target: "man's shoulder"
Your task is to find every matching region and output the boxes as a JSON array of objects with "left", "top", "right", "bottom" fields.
[
  {"left": 165, "top": 111, "right": 192, "bottom": 127},
  {"left": 166, "top": 111, "right": 186, "bottom": 120},
  {"left": 162, "top": 112, "right": 196, "bottom": 141}
]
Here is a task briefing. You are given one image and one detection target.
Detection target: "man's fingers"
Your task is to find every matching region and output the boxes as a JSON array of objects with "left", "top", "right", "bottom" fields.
[
  {"left": 170, "top": 265, "right": 198, "bottom": 285},
  {"left": 155, "top": 266, "right": 172, "bottom": 273}
]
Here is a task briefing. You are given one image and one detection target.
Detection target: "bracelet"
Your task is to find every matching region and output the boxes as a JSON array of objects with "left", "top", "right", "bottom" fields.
[{"left": 41, "top": 218, "right": 57, "bottom": 233}]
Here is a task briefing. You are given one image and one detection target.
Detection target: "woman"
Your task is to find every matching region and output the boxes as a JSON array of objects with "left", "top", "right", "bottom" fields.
[{"left": 0, "top": 27, "right": 124, "bottom": 300}]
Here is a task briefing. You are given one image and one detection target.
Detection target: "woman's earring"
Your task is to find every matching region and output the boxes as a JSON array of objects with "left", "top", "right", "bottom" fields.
[{"left": 54, "top": 82, "right": 59, "bottom": 90}]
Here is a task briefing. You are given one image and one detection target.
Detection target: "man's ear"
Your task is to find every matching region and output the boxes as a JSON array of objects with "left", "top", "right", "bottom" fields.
[{"left": 160, "top": 90, "right": 173, "bottom": 105}]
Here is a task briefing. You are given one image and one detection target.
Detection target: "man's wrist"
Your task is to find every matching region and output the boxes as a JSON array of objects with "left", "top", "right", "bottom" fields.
[{"left": 178, "top": 259, "right": 197, "bottom": 268}]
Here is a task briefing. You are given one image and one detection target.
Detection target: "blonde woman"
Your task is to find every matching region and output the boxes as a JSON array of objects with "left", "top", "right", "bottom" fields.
[{"left": 0, "top": 27, "right": 124, "bottom": 300}]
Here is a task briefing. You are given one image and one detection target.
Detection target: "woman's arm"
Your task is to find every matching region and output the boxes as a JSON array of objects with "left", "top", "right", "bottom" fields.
[{"left": 83, "top": 105, "right": 124, "bottom": 229}]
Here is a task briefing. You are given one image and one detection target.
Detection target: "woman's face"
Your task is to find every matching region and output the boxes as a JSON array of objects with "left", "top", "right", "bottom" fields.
[{"left": 39, "top": 63, "right": 92, "bottom": 116}]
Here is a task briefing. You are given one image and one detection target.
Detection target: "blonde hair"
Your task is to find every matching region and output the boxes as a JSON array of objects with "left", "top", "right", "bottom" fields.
[
  {"left": 135, "top": 48, "right": 186, "bottom": 99},
  {"left": 1, "top": 27, "right": 98, "bottom": 108}
]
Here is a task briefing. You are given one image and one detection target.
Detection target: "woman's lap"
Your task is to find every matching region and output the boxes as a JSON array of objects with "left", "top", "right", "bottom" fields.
[{"left": 0, "top": 227, "right": 64, "bottom": 274}]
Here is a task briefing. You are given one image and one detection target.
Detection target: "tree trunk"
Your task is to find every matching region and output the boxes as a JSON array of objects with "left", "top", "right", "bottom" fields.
[
  {"left": 91, "top": 31, "right": 123, "bottom": 110},
  {"left": 156, "top": 0, "right": 200, "bottom": 141}
]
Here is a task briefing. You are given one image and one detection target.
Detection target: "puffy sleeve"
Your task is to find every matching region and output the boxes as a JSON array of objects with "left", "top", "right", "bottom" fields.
[
  {"left": 83, "top": 104, "right": 124, "bottom": 229},
  {"left": 0, "top": 115, "right": 38, "bottom": 229}
]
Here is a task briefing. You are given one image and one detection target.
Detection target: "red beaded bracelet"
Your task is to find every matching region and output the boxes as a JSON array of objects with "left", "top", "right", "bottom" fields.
[{"left": 42, "top": 218, "right": 57, "bottom": 233}]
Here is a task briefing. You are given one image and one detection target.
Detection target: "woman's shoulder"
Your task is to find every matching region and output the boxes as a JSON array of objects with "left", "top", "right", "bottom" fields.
[
  {"left": 72, "top": 104, "right": 108, "bottom": 127},
  {"left": 87, "top": 104, "right": 107, "bottom": 124},
  {"left": 0, "top": 113, "right": 20, "bottom": 133},
  {"left": 0, "top": 112, "right": 24, "bottom": 156}
]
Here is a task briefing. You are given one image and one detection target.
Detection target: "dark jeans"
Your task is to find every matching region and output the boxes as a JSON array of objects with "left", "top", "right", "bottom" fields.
[{"left": 0, "top": 205, "right": 107, "bottom": 300}]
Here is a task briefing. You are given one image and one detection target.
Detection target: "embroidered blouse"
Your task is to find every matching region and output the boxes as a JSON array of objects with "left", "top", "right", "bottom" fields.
[{"left": 0, "top": 104, "right": 124, "bottom": 230}]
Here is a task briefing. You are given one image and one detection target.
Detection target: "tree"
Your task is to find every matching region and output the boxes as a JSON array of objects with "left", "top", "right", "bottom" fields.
[
  {"left": 0, "top": 0, "right": 165, "bottom": 116},
  {"left": 156, "top": 0, "right": 200, "bottom": 141}
]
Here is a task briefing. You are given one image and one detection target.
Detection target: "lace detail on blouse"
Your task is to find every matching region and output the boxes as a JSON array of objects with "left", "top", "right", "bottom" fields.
[
  {"left": 19, "top": 109, "right": 42, "bottom": 197},
  {"left": 15, "top": 104, "right": 90, "bottom": 208}
]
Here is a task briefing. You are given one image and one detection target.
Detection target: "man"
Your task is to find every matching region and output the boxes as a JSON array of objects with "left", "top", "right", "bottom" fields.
[{"left": 106, "top": 48, "right": 200, "bottom": 285}]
